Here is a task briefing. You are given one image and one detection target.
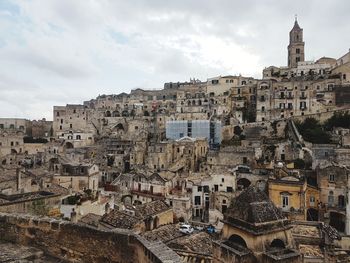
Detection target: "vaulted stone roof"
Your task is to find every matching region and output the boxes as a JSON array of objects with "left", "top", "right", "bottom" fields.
[
  {"left": 224, "top": 186, "right": 290, "bottom": 235},
  {"left": 227, "top": 186, "right": 284, "bottom": 224}
]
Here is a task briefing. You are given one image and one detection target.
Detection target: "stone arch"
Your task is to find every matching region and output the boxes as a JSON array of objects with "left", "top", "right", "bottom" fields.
[
  {"left": 114, "top": 123, "right": 125, "bottom": 131},
  {"left": 121, "top": 195, "right": 133, "bottom": 205},
  {"left": 49, "top": 157, "right": 59, "bottom": 171},
  {"left": 112, "top": 110, "right": 120, "bottom": 117},
  {"left": 65, "top": 142, "right": 74, "bottom": 149},
  {"left": 307, "top": 208, "right": 318, "bottom": 221},
  {"left": 11, "top": 149, "right": 17, "bottom": 154},
  {"left": 228, "top": 234, "right": 247, "bottom": 248},
  {"left": 105, "top": 111, "right": 111, "bottom": 117},
  {"left": 237, "top": 178, "right": 251, "bottom": 190},
  {"left": 270, "top": 239, "right": 285, "bottom": 249}
]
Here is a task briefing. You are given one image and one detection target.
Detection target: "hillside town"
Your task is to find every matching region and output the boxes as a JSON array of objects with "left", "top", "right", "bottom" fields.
[{"left": 1, "top": 19, "right": 350, "bottom": 263}]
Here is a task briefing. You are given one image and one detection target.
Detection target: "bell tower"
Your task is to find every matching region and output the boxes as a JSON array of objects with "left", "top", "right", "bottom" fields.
[{"left": 288, "top": 16, "right": 305, "bottom": 68}]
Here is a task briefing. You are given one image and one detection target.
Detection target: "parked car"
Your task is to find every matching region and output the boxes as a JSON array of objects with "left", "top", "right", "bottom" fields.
[
  {"left": 179, "top": 224, "right": 194, "bottom": 234},
  {"left": 194, "top": 225, "right": 204, "bottom": 231},
  {"left": 206, "top": 225, "right": 217, "bottom": 234}
]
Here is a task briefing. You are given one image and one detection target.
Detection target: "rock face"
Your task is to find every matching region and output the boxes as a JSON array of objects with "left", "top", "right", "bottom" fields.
[
  {"left": 0, "top": 213, "right": 182, "bottom": 263},
  {"left": 0, "top": 242, "right": 60, "bottom": 262}
]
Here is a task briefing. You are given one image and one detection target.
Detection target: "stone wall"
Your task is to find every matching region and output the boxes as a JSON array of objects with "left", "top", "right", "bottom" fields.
[{"left": 0, "top": 212, "right": 182, "bottom": 263}]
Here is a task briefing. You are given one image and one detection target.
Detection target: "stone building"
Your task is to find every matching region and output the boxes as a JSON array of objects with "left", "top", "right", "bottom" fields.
[
  {"left": 268, "top": 172, "right": 319, "bottom": 221},
  {"left": 288, "top": 18, "right": 305, "bottom": 68},
  {"left": 146, "top": 137, "right": 208, "bottom": 173},
  {"left": 214, "top": 187, "right": 300, "bottom": 263},
  {"left": 53, "top": 163, "right": 100, "bottom": 192},
  {"left": 316, "top": 165, "right": 349, "bottom": 234},
  {"left": 100, "top": 200, "right": 173, "bottom": 233}
]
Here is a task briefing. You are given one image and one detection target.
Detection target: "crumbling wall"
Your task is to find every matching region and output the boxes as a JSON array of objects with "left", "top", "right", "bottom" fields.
[{"left": 0, "top": 212, "right": 182, "bottom": 263}]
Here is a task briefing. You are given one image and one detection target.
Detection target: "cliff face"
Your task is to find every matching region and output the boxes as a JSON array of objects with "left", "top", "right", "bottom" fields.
[{"left": 0, "top": 212, "right": 182, "bottom": 263}]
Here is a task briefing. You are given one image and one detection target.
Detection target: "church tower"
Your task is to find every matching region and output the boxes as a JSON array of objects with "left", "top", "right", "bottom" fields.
[{"left": 288, "top": 16, "right": 305, "bottom": 68}]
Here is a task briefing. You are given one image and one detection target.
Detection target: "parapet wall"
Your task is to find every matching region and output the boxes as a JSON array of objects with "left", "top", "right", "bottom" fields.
[{"left": 0, "top": 212, "right": 182, "bottom": 263}]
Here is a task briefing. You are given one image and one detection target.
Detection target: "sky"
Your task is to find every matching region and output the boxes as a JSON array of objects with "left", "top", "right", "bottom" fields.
[{"left": 0, "top": 0, "right": 349, "bottom": 120}]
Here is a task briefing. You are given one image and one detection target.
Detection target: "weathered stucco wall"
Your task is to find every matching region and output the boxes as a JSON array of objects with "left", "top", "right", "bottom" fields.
[{"left": 0, "top": 212, "right": 182, "bottom": 263}]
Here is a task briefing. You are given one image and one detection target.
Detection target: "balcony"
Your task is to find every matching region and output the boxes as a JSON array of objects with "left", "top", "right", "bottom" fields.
[
  {"left": 286, "top": 95, "right": 294, "bottom": 99},
  {"left": 300, "top": 107, "right": 307, "bottom": 110},
  {"left": 300, "top": 96, "right": 307, "bottom": 100}
]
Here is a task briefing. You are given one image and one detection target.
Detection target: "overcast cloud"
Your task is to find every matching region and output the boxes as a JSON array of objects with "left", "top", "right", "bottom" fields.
[{"left": 0, "top": 0, "right": 349, "bottom": 120}]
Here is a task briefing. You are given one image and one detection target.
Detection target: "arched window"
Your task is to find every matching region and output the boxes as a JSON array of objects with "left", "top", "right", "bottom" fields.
[{"left": 270, "top": 239, "right": 285, "bottom": 249}]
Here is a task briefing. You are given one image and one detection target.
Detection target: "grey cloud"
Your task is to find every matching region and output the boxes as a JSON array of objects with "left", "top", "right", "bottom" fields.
[{"left": 2, "top": 0, "right": 350, "bottom": 120}]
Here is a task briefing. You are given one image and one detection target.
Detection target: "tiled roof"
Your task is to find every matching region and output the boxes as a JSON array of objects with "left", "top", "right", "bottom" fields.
[
  {"left": 135, "top": 200, "right": 170, "bottom": 218},
  {"left": 141, "top": 224, "right": 184, "bottom": 243},
  {"left": 226, "top": 186, "right": 284, "bottom": 224},
  {"left": 168, "top": 232, "right": 213, "bottom": 255},
  {"left": 101, "top": 210, "right": 141, "bottom": 229}
]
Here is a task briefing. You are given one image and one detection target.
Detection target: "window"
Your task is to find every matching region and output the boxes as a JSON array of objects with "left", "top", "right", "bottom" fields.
[
  {"left": 296, "top": 48, "right": 300, "bottom": 54},
  {"left": 296, "top": 57, "right": 300, "bottom": 63},
  {"left": 194, "top": 196, "right": 201, "bottom": 205},
  {"left": 0, "top": 124, "right": 3, "bottom": 129},
  {"left": 243, "top": 157, "right": 247, "bottom": 164},
  {"left": 237, "top": 88, "right": 241, "bottom": 94},
  {"left": 70, "top": 124, "right": 72, "bottom": 128},
  {"left": 226, "top": 187, "right": 233, "bottom": 192},
  {"left": 261, "top": 106, "right": 265, "bottom": 112},
  {"left": 222, "top": 178, "right": 224, "bottom": 183},
  {"left": 214, "top": 185, "right": 218, "bottom": 192},
  {"left": 339, "top": 195, "right": 345, "bottom": 208},
  {"left": 198, "top": 186, "right": 202, "bottom": 192},
  {"left": 281, "top": 195, "right": 289, "bottom": 209},
  {"left": 328, "top": 191, "right": 334, "bottom": 205},
  {"left": 56, "top": 112, "right": 60, "bottom": 116},
  {"left": 310, "top": 196, "right": 315, "bottom": 206},
  {"left": 343, "top": 74, "right": 347, "bottom": 80},
  {"left": 329, "top": 174, "right": 335, "bottom": 182}
]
